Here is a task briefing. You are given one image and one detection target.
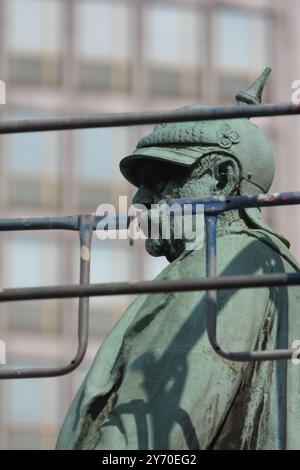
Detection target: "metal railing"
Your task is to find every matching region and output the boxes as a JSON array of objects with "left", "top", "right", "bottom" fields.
[{"left": 0, "top": 103, "right": 300, "bottom": 379}]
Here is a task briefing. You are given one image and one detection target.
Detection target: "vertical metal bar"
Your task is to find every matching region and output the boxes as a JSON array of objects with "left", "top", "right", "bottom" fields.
[
  {"left": 204, "top": 214, "right": 295, "bottom": 362},
  {"left": 205, "top": 215, "right": 220, "bottom": 353},
  {"left": 71, "top": 214, "right": 94, "bottom": 366}
]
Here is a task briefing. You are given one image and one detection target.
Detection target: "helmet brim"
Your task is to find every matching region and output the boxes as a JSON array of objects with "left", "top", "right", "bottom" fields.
[{"left": 119, "top": 146, "right": 210, "bottom": 187}]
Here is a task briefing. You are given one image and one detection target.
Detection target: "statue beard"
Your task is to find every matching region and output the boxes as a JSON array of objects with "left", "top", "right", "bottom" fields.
[
  {"left": 142, "top": 204, "right": 189, "bottom": 263},
  {"left": 139, "top": 179, "right": 204, "bottom": 262},
  {"left": 145, "top": 236, "right": 185, "bottom": 263}
]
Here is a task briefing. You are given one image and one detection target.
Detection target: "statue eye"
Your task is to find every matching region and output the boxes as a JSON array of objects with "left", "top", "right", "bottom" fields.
[{"left": 156, "top": 181, "right": 165, "bottom": 191}]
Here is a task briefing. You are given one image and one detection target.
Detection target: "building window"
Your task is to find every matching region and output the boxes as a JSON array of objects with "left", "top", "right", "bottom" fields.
[
  {"left": 215, "top": 8, "right": 272, "bottom": 102},
  {"left": 3, "top": 359, "right": 64, "bottom": 449},
  {"left": 75, "top": 0, "right": 131, "bottom": 92},
  {"left": 76, "top": 127, "right": 129, "bottom": 212},
  {"left": 144, "top": 4, "right": 203, "bottom": 97},
  {"left": 5, "top": 110, "right": 63, "bottom": 209},
  {"left": 5, "top": 0, "right": 63, "bottom": 86},
  {"left": 4, "top": 235, "right": 62, "bottom": 333}
]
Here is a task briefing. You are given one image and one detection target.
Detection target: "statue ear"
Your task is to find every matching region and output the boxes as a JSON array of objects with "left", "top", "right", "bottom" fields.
[
  {"left": 189, "top": 153, "right": 241, "bottom": 196},
  {"left": 213, "top": 157, "right": 241, "bottom": 195}
]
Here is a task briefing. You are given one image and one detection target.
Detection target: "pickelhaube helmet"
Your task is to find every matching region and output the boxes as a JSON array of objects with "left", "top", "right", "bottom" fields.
[{"left": 120, "top": 67, "right": 274, "bottom": 197}]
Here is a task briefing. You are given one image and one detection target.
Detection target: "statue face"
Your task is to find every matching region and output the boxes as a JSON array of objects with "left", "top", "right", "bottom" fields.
[
  {"left": 132, "top": 152, "right": 240, "bottom": 261},
  {"left": 132, "top": 160, "right": 187, "bottom": 206},
  {"left": 132, "top": 160, "right": 187, "bottom": 261}
]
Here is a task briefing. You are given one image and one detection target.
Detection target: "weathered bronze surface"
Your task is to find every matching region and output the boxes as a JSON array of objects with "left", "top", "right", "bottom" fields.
[{"left": 56, "top": 68, "right": 300, "bottom": 450}]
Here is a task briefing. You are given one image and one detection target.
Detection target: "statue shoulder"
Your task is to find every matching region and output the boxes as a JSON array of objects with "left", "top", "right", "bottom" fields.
[{"left": 173, "top": 229, "right": 296, "bottom": 279}]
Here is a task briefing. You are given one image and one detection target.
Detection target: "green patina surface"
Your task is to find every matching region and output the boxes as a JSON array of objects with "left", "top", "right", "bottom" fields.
[{"left": 56, "top": 68, "right": 300, "bottom": 450}]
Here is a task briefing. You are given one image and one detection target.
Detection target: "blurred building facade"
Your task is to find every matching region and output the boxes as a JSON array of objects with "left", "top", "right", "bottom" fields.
[{"left": 0, "top": 0, "right": 299, "bottom": 449}]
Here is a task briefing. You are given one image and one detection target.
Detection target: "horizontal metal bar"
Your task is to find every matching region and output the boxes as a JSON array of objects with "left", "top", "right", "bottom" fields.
[
  {"left": 0, "top": 215, "right": 79, "bottom": 231},
  {"left": 0, "top": 214, "right": 129, "bottom": 231},
  {"left": 0, "top": 192, "right": 299, "bottom": 232},
  {"left": 172, "top": 192, "right": 300, "bottom": 214},
  {"left": 1, "top": 272, "right": 300, "bottom": 302},
  {"left": 0, "top": 102, "right": 299, "bottom": 134}
]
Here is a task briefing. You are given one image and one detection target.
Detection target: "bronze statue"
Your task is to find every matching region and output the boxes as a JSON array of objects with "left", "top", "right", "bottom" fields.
[{"left": 56, "top": 68, "right": 300, "bottom": 450}]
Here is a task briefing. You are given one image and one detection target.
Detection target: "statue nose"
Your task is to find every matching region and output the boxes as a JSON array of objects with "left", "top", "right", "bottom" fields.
[{"left": 132, "top": 186, "right": 155, "bottom": 208}]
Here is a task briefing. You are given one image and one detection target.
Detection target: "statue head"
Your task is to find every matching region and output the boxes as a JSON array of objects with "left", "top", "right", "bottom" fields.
[{"left": 120, "top": 67, "right": 274, "bottom": 261}]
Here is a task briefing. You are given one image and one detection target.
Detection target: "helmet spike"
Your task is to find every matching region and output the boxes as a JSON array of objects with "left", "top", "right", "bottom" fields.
[{"left": 235, "top": 67, "right": 272, "bottom": 105}]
